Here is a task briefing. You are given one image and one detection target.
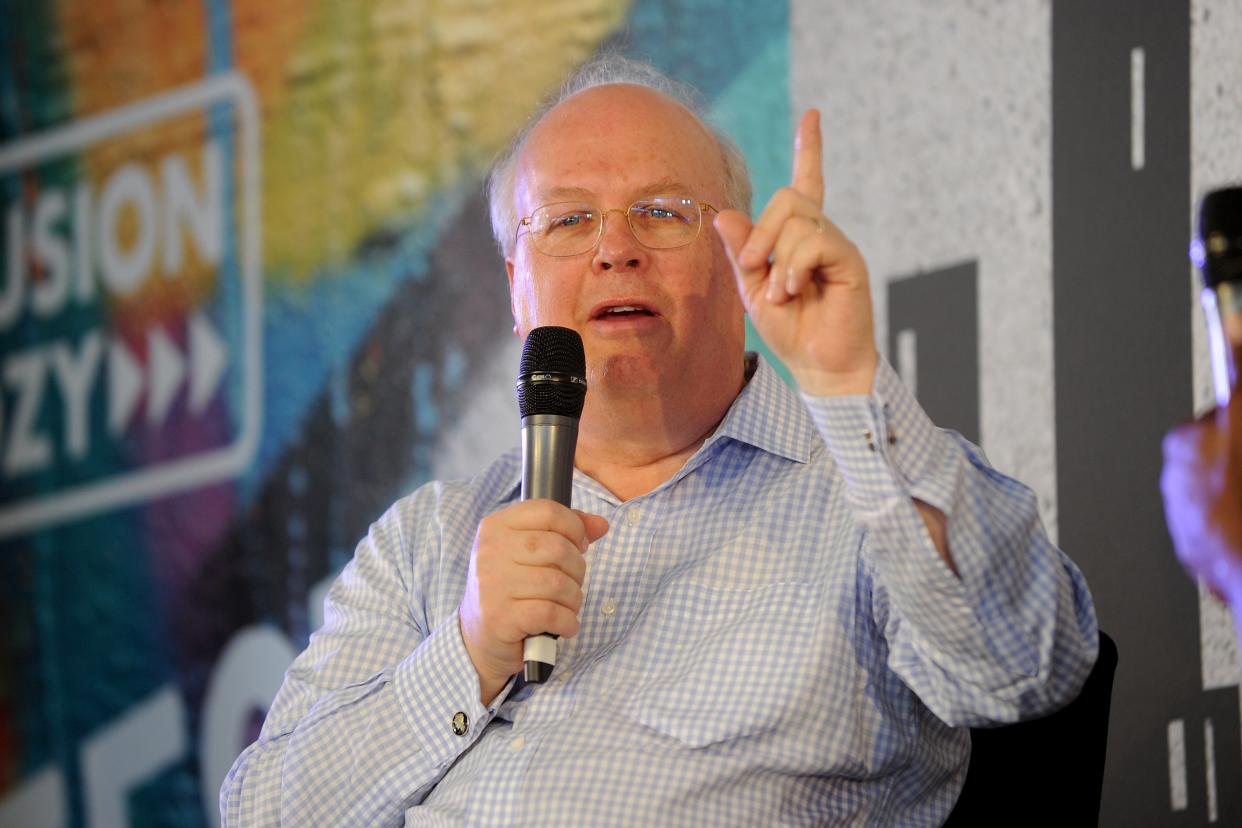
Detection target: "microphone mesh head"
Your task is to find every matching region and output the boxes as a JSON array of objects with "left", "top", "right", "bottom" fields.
[
  {"left": 1199, "top": 187, "right": 1242, "bottom": 289},
  {"left": 517, "top": 326, "right": 587, "bottom": 418}
]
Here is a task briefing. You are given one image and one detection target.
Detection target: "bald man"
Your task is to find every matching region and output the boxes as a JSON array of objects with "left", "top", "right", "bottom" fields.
[{"left": 222, "top": 57, "right": 1097, "bottom": 827}]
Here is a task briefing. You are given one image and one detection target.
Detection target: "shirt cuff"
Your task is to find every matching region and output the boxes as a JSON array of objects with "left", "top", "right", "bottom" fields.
[
  {"left": 800, "top": 356, "right": 960, "bottom": 515},
  {"left": 391, "top": 610, "right": 513, "bottom": 770}
]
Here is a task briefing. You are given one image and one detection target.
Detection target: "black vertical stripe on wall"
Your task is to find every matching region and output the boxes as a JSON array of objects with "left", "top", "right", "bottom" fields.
[
  {"left": 1052, "top": 2, "right": 1240, "bottom": 825},
  {"left": 887, "top": 261, "right": 980, "bottom": 446}
]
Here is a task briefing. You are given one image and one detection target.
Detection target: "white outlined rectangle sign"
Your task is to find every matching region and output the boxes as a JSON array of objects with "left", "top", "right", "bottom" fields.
[{"left": 0, "top": 73, "right": 263, "bottom": 537}]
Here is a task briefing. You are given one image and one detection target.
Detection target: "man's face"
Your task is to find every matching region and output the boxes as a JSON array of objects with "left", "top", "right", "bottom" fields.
[{"left": 506, "top": 84, "right": 746, "bottom": 399}]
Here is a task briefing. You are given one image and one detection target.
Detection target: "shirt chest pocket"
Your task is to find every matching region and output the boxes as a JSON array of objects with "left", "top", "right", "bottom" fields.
[{"left": 618, "top": 579, "right": 820, "bottom": 750}]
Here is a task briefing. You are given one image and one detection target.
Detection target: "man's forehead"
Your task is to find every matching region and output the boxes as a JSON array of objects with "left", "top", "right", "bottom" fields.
[
  {"left": 524, "top": 85, "right": 713, "bottom": 158},
  {"left": 514, "top": 86, "right": 723, "bottom": 208},
  {"left": 534, "top": 178, "right": 698, "bottom": 202},
  {"left": 539, "top": 82, "right": 700, "bottom": 128}
]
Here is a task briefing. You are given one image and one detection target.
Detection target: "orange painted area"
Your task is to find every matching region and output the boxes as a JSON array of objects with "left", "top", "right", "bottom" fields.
[
  {"left": 56, "top": 0, "right": 210, "bottom": 116},
  {"left": 249, "top": 0, "right": 631, "bottom": 280},
  {"left": 50, "top": 0, "right": 224, "bottom": 324},
  {"left": 230, "top": 0, "right": 316, "bottom": 118},
  {"left": 50, "top": 0, "right": 632, "bottom": 285}
]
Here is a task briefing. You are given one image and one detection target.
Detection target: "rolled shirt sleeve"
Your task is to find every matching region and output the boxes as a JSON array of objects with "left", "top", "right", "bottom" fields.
[{"left": 801, "top": 357, "right": 1099, "bottom": 727}]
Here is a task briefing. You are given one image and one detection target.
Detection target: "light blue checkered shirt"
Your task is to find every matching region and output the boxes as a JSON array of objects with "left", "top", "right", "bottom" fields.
[{"left": 222, "top": 355, "right": 1097, "bottom": 827}]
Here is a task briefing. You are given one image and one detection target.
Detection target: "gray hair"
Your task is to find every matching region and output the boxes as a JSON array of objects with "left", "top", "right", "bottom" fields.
[{"left": 485, "top": 54, "right": 753, "bottom": 257}]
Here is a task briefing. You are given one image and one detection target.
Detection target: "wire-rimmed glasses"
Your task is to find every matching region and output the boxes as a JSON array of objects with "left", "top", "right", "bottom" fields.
[{"left": 516, "top": 195, "right": 718, "bottom": 257}]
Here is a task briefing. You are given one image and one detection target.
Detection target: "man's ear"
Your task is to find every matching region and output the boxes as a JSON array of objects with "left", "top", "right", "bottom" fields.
[{"left": 505, "top": 258, "right": 521, "bottom": 337}]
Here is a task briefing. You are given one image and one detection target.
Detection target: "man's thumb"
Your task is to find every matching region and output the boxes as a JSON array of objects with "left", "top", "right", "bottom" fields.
[{"left": 575, "top": 511, "right": 610, "bottom": 544}]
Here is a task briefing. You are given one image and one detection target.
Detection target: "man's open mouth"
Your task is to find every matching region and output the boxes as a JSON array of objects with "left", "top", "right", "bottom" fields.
[{"left": 592, "top": 302, "right": 658, "bottom": 320}]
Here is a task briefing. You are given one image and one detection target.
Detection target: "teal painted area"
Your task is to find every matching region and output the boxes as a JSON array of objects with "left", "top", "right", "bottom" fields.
[
  {"left": 0, "top": 8, "right": 153, "bottom": 828},
  {"left": 0, "top": 0, "right": 75, "bottom": 138},
  {"left": 708, "top": 36, "right": 795, "bottom": 386},
  {"left": 621, "top": 0, "right": 788, "bottom": 102},
  {"left": 9, "top": 509, "right": 167, "bottom": 828},
  {"left": 240, "top": 193, "right": 457, "bottom": 503},
  {"left": 204, "top": 0, "right": 245, "bottom": 443},
  {"left": 710, "top": 37, "right": 793, "bottom": 215}
]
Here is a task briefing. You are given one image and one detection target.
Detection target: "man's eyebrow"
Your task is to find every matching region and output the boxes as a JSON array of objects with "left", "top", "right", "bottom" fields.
[{"left": 633, "top": 179, "right": 694, "bottom": 197}]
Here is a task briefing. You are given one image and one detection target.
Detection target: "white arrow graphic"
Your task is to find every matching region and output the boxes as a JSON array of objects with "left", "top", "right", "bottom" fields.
[
  {"left": 108, "top": 339, "right": 144, "bottom": 436},
  {"left": 189, "top": 312, "right": 228, "bottom": 414},
  {"left": 147, "top": 328, "right": 185, "bottom": 426}
]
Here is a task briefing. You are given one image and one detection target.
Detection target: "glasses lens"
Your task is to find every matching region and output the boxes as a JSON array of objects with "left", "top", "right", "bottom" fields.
[
  {"left": 530, "top": 203, "right": 600, "bottom": 256},
  {"left": 628, "top": 196, "right": 701, "bottom": 249}
]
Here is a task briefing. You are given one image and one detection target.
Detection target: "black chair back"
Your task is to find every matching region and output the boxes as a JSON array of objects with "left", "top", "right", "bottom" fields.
[{"left": 943, "top": 631, "right": 1118, "bottom": 826}]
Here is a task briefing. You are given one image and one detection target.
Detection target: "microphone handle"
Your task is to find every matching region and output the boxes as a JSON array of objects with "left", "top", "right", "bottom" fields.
[{"left": 520, "top": 414, "right": 579, "bottom": 683}]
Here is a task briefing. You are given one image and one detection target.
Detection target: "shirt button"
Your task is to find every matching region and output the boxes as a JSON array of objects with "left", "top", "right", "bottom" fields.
[
  {"left": 601, "top": 599, "right": 617, "bottom": 617},
  {"left": 451, "top": 711, "right": 469, "bottom": 736},
  {"left": 510, "top": 735, "right": 526, "bottom": 751},
  {"left": 626, "top": 507, "right": 642, "bottom": 525}
]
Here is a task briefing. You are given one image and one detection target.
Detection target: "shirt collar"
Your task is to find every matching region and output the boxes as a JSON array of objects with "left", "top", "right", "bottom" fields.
[
  {"left": 697, "top": 352, "right": 816, "bottom": 465},
  {"left": 494, "top": 352, "right": 819, "bottom": 504}
]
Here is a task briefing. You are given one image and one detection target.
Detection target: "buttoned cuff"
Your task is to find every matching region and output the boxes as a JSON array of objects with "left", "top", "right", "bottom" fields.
[
  {"left": 392, "top": 611, "right": 513, "bottom": 770},
  {"left": 803, "top": 357, "right": 979, "bottom": 643},
  {"left": 800, "top": 356, "right": 960, "bottom": 516}
]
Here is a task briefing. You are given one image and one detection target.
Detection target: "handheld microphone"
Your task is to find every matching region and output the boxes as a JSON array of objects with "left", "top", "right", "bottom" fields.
[
  {"left": 1193, "top": 186, "right": 1242, "bottom": 407},
  {"left": 517, "top": 326, "right": 587, "bottom": 683}
]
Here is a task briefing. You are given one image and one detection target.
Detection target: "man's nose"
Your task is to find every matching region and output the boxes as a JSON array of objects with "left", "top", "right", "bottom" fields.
[{"left": 593, "top": 208, "right": 645, "bottom": 272}]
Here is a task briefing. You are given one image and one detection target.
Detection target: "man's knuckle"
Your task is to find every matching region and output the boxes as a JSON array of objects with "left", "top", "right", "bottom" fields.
[{"left": 539, "top": 567, "right": 564, "bottom": 593}]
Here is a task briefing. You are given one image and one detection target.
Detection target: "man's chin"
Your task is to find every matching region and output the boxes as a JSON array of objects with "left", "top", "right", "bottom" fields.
[{"left": 591, "top": 352, "right": 667, "bottom": 392}]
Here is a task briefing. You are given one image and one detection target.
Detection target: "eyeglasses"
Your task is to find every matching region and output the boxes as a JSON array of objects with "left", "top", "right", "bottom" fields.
[{"left": 516, "top": 195, "right": 718, "bottom": 257}]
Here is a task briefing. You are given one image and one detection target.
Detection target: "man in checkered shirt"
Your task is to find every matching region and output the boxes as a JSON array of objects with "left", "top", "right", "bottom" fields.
[{"left": 222, "top": 57, "right": 1098, "bottom": 826}]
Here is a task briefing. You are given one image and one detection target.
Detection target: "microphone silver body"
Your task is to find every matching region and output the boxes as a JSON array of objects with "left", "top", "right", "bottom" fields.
[
  {"left": 521, "top": 413, "right": 580, "bottom": 683},
  {"left": 521, "top": 414, "right": 579, "bottom": 505}
]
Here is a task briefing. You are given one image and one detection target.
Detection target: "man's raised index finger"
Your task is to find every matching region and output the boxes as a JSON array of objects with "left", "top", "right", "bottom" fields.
[{"left": 792, "top": 109, "right": 825, "bottom": 205}]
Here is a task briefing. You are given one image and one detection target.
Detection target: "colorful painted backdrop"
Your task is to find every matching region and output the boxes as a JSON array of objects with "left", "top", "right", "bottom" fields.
[
  {"left": 0, "top": 1, "right": 790, "bottom": 825},
  {"left": 3, "top": 1, "right": 1242, "bottom": 827}
]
